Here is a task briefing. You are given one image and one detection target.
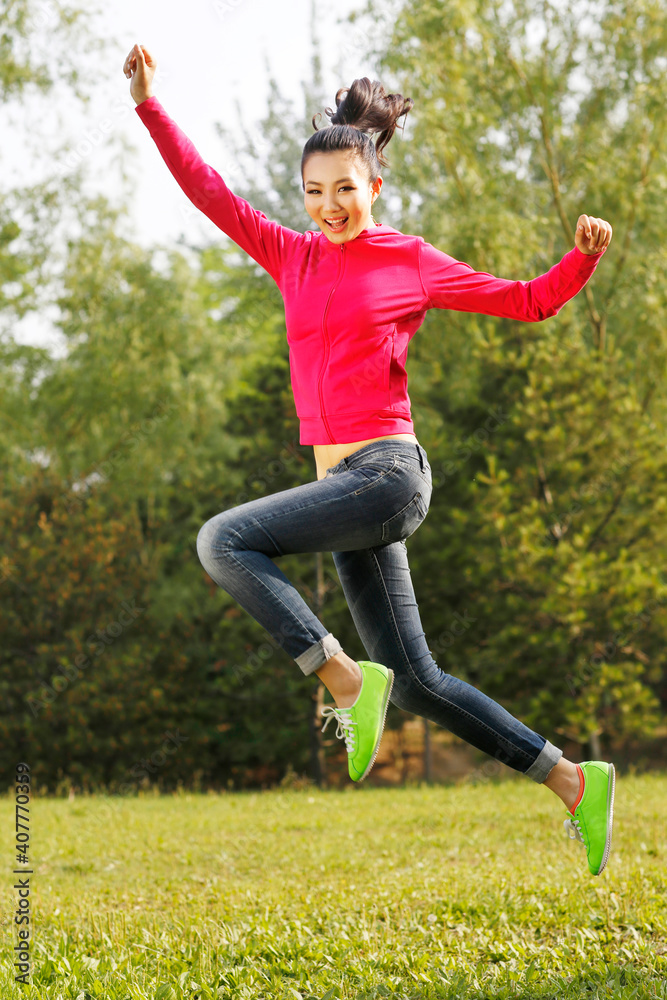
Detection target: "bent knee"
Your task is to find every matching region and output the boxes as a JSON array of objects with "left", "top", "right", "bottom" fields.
[
  {"left": 387, "top": 670, "right": 423, "bottom": 710},
  {"left": 389, "top": 660, "right": 446, "bottom": 711},
  {"left": 196, "top": 514, "right": 238, "bottom": 565},
  {"left": 196, "top": 519, "right": 214, "bottom": 567}
]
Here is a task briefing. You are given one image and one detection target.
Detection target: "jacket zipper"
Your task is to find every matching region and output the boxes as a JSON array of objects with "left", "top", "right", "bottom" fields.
[{"left": 318, "top": 243, "right": 346, "bottom": 443}]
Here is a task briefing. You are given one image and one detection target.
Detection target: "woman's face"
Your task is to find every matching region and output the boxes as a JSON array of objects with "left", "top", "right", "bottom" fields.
[{"left": 303, "top": 151, "right": 383, "bottom": 243}]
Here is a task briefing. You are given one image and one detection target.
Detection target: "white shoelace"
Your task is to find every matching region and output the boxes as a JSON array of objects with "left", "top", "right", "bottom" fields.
[
  {"left": 320, "top": 705, "right": 357, "bottom": 755},
  {"left": 563, "top": 817, "right": 584, "bottom": 844}
]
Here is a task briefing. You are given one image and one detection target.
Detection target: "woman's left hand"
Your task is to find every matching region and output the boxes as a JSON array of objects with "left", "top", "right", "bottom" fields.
[{"left": 575, "top": 215, "right": 612, "bottom": 255}]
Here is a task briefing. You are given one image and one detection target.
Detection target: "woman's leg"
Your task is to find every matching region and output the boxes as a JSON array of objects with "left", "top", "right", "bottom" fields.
[
  {"left": 196, "top": 438, "right": 577, "bottom": 803},
  {"left": 543, "top": 757, "right": 582, "bottom": 811},
  {"left": 332, "top": 535, "right": 572, "bottom": 790},
  {"left": 195, "top": 440, "right": 426, "bottom": 702},
  {"left": 315, "top": 652, "right": 364, "bottom": 708}
]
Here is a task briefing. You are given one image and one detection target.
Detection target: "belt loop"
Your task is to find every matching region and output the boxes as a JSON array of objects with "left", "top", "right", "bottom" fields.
[{"left": 416, "top": 443, "right": 425, "bottom": 472}]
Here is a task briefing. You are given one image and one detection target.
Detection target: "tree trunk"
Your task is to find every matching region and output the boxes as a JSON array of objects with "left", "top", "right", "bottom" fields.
[
  {"left": 308, "top": 551, "right": 328, "bottom": 788},
  {"left": 588, "top": 730, "right": 602, "bottom": 760},
  {"left": 423, "top": 718, "right": 432, "bottom": 784},
  {"left": 309, "top": 681, "right": 327, "bottom": 788}
]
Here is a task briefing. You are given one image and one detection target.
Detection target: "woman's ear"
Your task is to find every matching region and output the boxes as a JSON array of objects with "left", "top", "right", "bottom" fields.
[{"left": 371, "top": 176, "right": 383, "bottom": 202}]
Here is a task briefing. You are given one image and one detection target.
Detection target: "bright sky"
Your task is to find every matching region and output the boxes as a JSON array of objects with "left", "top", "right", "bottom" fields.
[{"left": 5, "top": 0, "right": 382, "bottom": 350}]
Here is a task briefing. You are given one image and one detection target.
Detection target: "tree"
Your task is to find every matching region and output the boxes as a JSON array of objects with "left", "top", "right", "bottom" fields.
[
  {"left": 1, "top": 20, "right": 353, "bottom": 788},
  {"left": 0, "top": 0, "right": 117, "bottom": 334},
  {"left": 352, "top": 0, "right": 667, "bottom": 755},
  {"left": 5, "top": 0, "right": 666, "bottom": 791}
]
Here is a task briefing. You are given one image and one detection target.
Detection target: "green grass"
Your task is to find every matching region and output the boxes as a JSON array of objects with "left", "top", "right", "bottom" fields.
[{"left": 1, "top": 773, "right": 666, "bottom": 999}]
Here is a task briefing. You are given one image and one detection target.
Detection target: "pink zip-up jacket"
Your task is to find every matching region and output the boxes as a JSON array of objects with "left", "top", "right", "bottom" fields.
[{"left": 135, "top": 96, "right": 606, "bottom": 445}]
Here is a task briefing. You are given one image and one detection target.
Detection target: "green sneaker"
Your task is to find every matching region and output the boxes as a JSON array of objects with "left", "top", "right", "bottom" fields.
[
  {"left": 320, "top": 661, "right": 394, "bottom": 782},
  {"left": 563, "top": 761, "right": 615, "bottom": 875}
]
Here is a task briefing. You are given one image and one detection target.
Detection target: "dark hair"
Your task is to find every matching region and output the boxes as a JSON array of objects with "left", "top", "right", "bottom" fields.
[{"left": 301, "top": 77, "right": 414, "bottom": 189}]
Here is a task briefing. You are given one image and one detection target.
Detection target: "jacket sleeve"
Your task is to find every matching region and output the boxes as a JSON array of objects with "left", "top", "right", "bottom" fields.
[
  {"left": 418, "top": 239, "right": 605, "bottom": 322},
  {"left": 135, "top": 95, "right": 305, "bottom": 286}
]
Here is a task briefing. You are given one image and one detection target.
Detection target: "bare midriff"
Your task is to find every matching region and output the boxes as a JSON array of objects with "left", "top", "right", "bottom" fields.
[{"left": 313, "top": 433, "right": 418, "bottom": 481}]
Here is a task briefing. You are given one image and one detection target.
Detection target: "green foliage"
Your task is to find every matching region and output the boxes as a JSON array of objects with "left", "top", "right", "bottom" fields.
[
  {"left": 0, "top": 0, "right": 112, "bottom": 331},
  {"left": 359, "top": 0, "right": 667, "bottom": 753},
  {"left": 0, "top": 191, "right": 334, "bottom": 790},
  {"left": 1, "top": 466, "right": 172, "bottom": 788},
  {"left": 2, "top": 0, "right": 666, "bottom": 788},
  {"left": 0, "top": 0, "right": 104, "bottom": 101}
]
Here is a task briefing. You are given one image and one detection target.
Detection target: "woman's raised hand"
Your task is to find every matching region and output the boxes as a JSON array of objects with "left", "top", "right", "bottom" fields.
[
  {"left": 575, "top": 215, "right": 612, "bottom": 255},
  {"left": 123, "top": 43, "right": 157, "bottom": 106}
]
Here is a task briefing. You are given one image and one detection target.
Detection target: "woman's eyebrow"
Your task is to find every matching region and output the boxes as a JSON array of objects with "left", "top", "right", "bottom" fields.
[{"left": 305, "top": 176, "right": 355, "bottom": 185}]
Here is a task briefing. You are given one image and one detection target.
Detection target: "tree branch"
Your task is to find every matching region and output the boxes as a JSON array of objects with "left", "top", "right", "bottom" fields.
[
  {"left": 434, "top": 122, "right": 468, "bottom": 205},
  {"left": 585, "top": 479, "right": 630, "bottom": 553},
  {"left": 503, "top": 51, "right": 604, "bottom": 351},
  {"left": 600, "top": 117, "right": 664, "bottom": 324}
]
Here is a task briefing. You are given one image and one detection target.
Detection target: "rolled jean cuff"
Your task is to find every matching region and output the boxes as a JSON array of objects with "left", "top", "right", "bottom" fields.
[
  {"left": 295, "top": 633, "right": 343, "bottom": 676},
  {"left": 524, "top": 739, "right": 563, "bottom": 783}
]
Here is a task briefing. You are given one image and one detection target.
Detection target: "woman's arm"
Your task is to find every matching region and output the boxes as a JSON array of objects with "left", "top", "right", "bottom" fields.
[
  {"left": 124, "top": 44, "right": 304, "bottom": 286},
  {"left": 419, "top": 217, "right": 611, "bottom": 322}
]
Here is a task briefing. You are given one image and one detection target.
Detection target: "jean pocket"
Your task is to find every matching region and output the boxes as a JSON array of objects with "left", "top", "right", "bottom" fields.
[
  {"left": 393, "top": 457, "right": 432, "bottom": 490},
  {"left": 352, "top": 456, "right": 398, "bottom": 495},
  {"left": 381, "top": 490, "right": 429, "bottom": 543}
]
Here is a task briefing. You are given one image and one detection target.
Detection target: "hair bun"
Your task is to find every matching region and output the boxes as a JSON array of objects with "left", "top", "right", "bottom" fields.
[{"left": 322, "top": 77, "right": 413, "bottom": 167}]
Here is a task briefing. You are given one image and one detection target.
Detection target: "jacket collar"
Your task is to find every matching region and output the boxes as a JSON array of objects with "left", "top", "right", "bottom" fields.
[{"left": 317, "top": 222, "right": 398, "bottom": 251}]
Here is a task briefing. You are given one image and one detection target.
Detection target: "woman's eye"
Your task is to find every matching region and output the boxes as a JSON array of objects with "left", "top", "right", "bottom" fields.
[{"left": 307, "top": 187, "right": 354, "bottom": 194}]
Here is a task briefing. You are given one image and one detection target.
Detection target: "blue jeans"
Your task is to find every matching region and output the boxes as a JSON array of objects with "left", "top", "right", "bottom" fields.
[{"left": 196, "top": 439, "right": 562, "bottom": 782}]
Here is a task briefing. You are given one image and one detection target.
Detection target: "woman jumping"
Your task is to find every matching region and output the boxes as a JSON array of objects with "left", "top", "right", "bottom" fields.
[{"left": 124, "top": 43, "right": 615, "bottom": 875}]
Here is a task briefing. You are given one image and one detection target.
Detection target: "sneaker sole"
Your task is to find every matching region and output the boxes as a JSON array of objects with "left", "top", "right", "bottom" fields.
[
  {"left": 596, "top": 762, "right": 615, "bottom": 875},
  {"left": 356, "top": 668, "right": 395, "bottom": 783}
]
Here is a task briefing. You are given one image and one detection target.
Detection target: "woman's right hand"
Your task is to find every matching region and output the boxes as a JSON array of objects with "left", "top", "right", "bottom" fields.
[{"left": 123, "top": 43, "right": 157, "bottom": 105}]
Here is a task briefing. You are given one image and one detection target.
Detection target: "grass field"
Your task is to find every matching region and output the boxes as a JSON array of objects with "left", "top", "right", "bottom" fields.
[{"left": 1, "top": 773, "right": 666, "bottom": 999}]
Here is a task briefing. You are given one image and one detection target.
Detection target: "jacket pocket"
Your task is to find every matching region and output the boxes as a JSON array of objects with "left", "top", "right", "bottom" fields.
[{"left": 382, "top": 332, "right": 394, "bottom": 392}]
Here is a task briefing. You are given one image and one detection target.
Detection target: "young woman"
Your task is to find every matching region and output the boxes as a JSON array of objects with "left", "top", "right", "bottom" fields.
[{"left": 124, "top": 44, "right": 615, "bottom": 875}]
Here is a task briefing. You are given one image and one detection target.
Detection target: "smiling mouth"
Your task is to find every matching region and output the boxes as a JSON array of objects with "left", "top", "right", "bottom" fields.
[{"left": 324, "top": 217, "right": 348, "bottom": 231}]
